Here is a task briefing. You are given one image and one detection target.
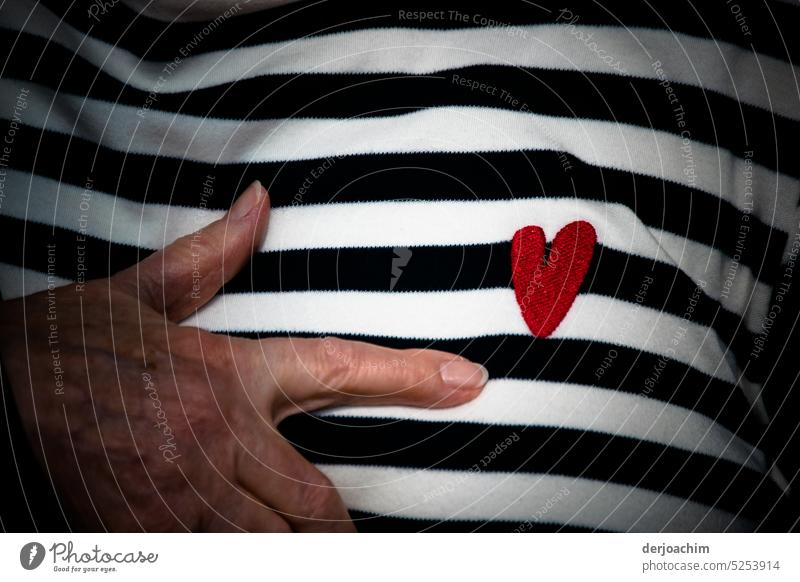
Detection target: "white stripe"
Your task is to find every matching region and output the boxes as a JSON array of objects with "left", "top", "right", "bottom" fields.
[
  {"left": 182, "top": 290, "right": 738, "bottom": 383},
  {"left": 319, "top": 378, "right": 764, "bottom": 471},
  {"left": 3, "top": 78, "right": 796, "bottom": 236},
  {"left": 5, "top": 0, "right": 799, "bottom": 121},
  {"left": 0, "top": 170, "right": 772, "bottom": 332},
  {"left": 318, "top": 465, "right": 754, "bottom": 532}
]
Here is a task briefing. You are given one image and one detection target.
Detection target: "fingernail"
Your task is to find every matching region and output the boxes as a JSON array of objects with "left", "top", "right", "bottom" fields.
[
  {"left": 230, "top": 180, "right": 266, "bottom": 220},
  {"left": 440, "top": 360, "right": 489, "bottom": 390}
]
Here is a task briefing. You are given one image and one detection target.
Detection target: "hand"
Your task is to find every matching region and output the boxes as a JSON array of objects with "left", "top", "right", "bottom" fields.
[{"left": 0, "top": 181, "right": 489, "bottom": 532}]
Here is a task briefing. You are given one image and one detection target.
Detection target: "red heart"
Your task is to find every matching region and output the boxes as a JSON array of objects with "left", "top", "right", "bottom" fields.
[{"left": 511, "top": 221, "right": 596, "bottom": 337}]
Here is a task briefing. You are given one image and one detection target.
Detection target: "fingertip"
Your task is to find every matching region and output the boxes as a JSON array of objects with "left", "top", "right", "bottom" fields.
[
  {"left": 253, "top": 182, "right": 271, "bottom": 246},
  {"left": 230, "top": 179, "right": 267, "bottom": 221},
  {"left": 405, "top": 356, "right": 488, "bottom": 409},
  {"left": 256, "top": 180, "right": 270, "bottom": 213},
  {"left": 231, "top": 180, "right": 270, "bottom": 252}
]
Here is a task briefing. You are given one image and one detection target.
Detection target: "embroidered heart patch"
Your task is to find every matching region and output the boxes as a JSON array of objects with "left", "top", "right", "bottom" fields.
[{"left": 511, "top": 221, "right": 596, "bottom": 337}]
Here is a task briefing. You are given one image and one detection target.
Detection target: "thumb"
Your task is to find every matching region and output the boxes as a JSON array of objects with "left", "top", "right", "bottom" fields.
[{"left": 113, "top": 180, "right": 269, "bottom": 321}]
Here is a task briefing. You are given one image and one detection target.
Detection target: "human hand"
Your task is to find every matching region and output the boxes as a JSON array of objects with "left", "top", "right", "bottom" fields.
[{"left": 0, "top": 181, "right": 489, "bottom": 531}]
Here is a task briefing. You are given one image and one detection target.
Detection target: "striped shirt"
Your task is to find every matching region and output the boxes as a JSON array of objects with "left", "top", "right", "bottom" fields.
[{"left": 1, "top": 0, "right": 798, "bottom": 531}]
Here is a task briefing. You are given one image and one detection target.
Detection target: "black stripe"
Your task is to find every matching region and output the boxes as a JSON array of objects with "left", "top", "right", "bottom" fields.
[
  {"left": 0, "top": 216, "right": 763, "bottom": 376},
  {"left": 228, "top": 331, "right": 760, "bottom": 441},
  {"left": 350, "top": 506, "right": 794, "bottom": 532},
  {"left": 0, "top": 218, "right": 148, "bottom": 281},
  {"left": 4, "top": 125, "right": 786, "bottom": 287},
  {"left": 36, "top": 0, "right": 800, "bottom": 63},
  {"left": 3, "top": 32, "right": 795, "bottom": 177},
  {"left": 348, "top": 510, "right": 599, "bottom": 532},
  {"left": 279, "top": 416, "right": 781, "bottom": 520}
]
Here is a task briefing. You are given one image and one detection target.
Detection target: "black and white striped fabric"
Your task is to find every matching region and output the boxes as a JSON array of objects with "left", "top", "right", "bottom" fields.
[{"left": 1, "top": 0, "right": 798, "bottom": 531}]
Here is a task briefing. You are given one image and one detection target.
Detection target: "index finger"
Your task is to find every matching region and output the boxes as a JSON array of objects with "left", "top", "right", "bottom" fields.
[{"left": 239, "top": 336, "right": 489, "bottom": 423}]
